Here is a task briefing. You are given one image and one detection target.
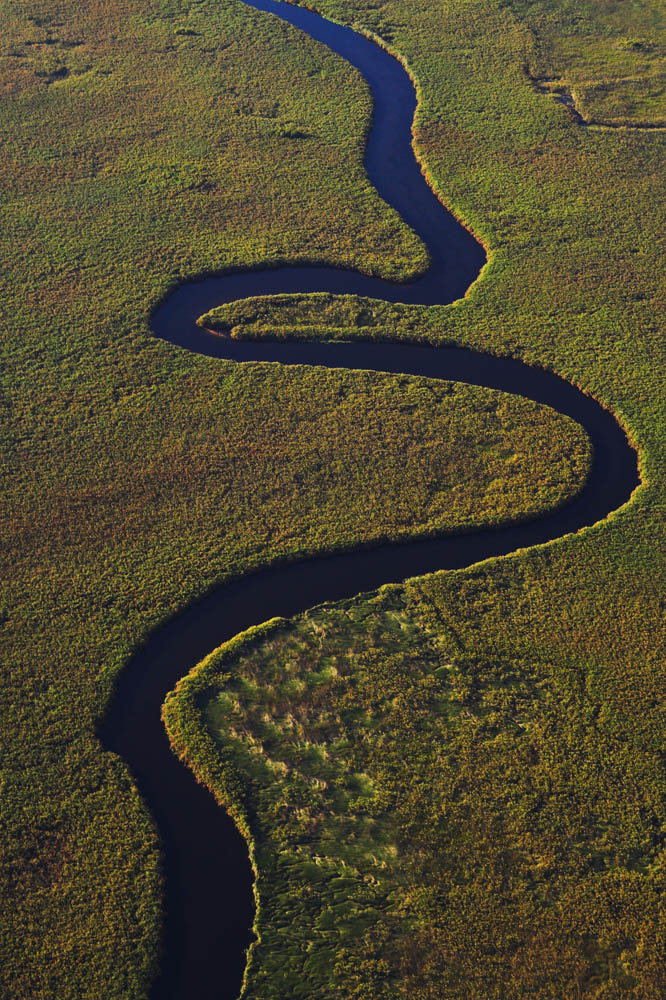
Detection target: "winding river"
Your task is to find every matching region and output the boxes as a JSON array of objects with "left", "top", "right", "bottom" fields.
[{"left": 99, "top": 2, "right": 640, "bottom": 998}]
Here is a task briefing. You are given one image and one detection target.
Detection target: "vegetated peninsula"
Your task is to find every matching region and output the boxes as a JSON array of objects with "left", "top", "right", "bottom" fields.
[{"left": 2, "top": 0, "right": 666, "bottom": 999}]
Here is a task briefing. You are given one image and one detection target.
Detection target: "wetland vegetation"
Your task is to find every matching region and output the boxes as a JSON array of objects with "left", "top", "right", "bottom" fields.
[
  {"left": 3, "top": 0, "right": 666, "bottom": 997},
  {"left": 167, "top": 589, "right": 666, "bottom": 997},
  {"left": 513, "top": 0, "right": 666, "bottom": 127}
]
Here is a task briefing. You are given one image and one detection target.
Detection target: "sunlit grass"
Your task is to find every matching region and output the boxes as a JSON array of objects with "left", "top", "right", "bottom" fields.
[
  {"left": 0, "top": 0, "right": 598, "bottom": 996},
  {"left": 168, "top": 585, "right": 666, "bottom": 997}
]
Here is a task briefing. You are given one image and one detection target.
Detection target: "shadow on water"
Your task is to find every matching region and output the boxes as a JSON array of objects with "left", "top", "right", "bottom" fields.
[{"left": 99, "top": 2, "right": 639, "bottom": 999}]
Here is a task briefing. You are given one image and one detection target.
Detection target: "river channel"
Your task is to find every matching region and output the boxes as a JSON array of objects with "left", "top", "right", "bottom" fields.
[{"left": 99, "top": 2, "right": 639, "bottom": 998}]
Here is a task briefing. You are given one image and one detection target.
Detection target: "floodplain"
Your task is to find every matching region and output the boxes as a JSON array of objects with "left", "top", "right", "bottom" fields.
[{"left": 3, "top": 0, "right": 666, "bottom": 998}]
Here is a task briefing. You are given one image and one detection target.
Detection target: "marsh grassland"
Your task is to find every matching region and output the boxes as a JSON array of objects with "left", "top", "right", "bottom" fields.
[
  {"left": 168, "top": 591, "right": 666, "bottom": 998},
  {"left": 174, "top": 0, "right": 666, "bottom": 996},
  {"left": 513, "top": 0, "right": 666, "bottom": 126},
  {"left": 3, "top": 0, "right": 666, "bottom": 997}
]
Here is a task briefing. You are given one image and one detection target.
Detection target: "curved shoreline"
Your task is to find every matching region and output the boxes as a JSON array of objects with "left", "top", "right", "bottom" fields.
[{"left": 100, "top": 2, "right": 640, "bottom": 999}]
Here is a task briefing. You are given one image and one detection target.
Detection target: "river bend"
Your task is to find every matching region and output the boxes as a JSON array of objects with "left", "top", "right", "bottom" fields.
[{"left": 99, "top": 2, "right": 639, "bottom": 998}]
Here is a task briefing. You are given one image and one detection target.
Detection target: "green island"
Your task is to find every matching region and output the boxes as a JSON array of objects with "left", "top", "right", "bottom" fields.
[{"left": 3, "top": 0, "right": 666, "bottom": 997}]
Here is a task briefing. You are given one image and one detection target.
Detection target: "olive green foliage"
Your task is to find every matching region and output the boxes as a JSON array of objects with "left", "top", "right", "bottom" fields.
[
  {"left": 510, "top": 0, "right": 666, "bottom": 126},
  {"left": 168, "top": 588, "right": 666, "bottom": 998},
  {"left": 201, "top": 293, "right": 432, "bottom": 342},
  {"left": 0, "top": 0, "right": 591, "bottom": 997}
]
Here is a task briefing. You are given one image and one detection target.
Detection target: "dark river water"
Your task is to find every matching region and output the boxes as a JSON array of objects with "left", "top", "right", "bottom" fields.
[{"left": 99, "top": 2, "right": 639, "bottom": 998}]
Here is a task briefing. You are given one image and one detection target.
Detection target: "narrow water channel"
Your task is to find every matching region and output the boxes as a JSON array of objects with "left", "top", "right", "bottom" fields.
[{"left": 99, "top": 2, "right": 640, "bottom": 998}]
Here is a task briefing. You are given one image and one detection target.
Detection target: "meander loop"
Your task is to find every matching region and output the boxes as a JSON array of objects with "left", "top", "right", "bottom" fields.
[{"left": 99, "top": 2, "right": 639, "bottom": 998}]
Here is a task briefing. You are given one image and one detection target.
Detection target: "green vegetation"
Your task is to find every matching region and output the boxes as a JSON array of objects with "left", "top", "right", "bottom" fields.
[
  {"left": 511, "top": 0, "right": 666, "bottom": 126},
  {"left": 4, "top": 0, "right": 666, "bottom": 994},
  {"left": 0, "top": 1, "right": 594, "bottom": 997},
  {"left": 167, "top": 588, "right": 666, "bottom": 997},
  {"left": 200, "top": 293, "right": 436, "bottom": 342},
  {"left": 166, "top": 0, "right": 666, "bottom": 996}
]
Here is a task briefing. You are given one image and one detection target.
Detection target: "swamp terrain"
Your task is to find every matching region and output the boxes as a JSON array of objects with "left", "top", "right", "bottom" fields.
[{"left": 2, "top": 0, "right": 666, "bottom": 997}]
